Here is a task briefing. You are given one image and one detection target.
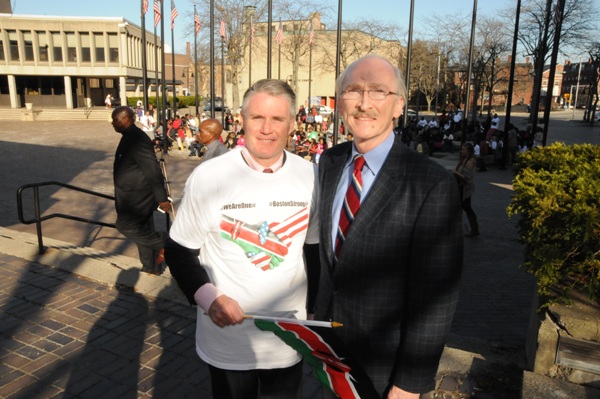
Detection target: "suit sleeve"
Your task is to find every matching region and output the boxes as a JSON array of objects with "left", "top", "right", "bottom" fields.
[
  {"left": 393, "top": 172, "right": 464, "bottom": 392},
  {"left": 164, "top": 237, "right": 210, "bottom": 305},
  {"left": 133, "top": 132, "right": 168, "bottom": 203}
]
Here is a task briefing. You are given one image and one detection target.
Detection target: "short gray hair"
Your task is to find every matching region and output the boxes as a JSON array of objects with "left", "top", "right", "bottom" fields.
[
  {"left": 336, "top": 54, "right": 407, "bottom": 101},
  {"left": 241, "top": 79, "right": 297, "bottom": 119}
]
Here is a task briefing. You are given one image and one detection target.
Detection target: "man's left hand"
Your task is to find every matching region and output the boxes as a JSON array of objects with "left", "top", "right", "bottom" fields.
[{"left": 387, "top": 386, "right": 420, "bottom": 399}]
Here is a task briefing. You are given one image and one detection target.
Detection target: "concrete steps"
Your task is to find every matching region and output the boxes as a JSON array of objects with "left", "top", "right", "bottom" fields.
[{"left": 0, "top": 107, "right": 111, "bottom": 121}]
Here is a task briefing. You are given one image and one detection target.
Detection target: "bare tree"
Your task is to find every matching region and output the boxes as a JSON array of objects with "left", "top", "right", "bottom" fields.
[
  {"left": 512, "top": 0, "right": 599, "bottom": 65},
  {"left": 409, "top": 40, "right": 443, "bottom": 112}
]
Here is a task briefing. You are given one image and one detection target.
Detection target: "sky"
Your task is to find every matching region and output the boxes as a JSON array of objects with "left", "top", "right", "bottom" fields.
[{"left": 9, "top": 0, "right": 510, "bottom": 54}]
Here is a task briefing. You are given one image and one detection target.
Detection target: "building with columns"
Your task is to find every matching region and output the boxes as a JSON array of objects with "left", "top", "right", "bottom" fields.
[{"left": 0, "top": 13, "right": 161, "bottom": 109}]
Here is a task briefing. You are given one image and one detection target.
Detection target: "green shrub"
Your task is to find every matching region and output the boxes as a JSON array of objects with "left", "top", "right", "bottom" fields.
[{"left": 507, "top": 142, "right": 600, "bottom": 305}]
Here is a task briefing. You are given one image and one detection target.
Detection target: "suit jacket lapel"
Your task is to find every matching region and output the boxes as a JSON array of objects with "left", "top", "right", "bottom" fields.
[{"left": 320, "top": 144, "right": 352, "bottom": 266}]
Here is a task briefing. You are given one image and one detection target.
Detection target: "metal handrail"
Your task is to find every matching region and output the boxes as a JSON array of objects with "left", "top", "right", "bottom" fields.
[{"left": 17, "top": 181, "right": 116, "bottom": 255}]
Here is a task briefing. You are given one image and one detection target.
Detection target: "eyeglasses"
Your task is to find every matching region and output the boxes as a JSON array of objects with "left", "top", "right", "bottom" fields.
[{"left": 340, "top": 88, "right": 398, "bottom": 101}]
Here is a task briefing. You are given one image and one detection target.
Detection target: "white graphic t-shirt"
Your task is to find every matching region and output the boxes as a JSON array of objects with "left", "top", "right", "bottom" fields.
[{"left": 170, "top": 148, "right": 319, "bottom": 370}]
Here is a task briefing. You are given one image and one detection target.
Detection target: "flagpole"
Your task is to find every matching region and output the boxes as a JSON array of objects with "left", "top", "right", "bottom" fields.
[
  {"left": 154, "top": 24, "right": 159, "bottom": 118},
  {"left": 462, "top": 0, "right": 477, "bottom": 145},
  {"left": 221, "top": 36, "right": 225, "bottom": 127},
  {"left": 403, "top": 0, "right": 414, "bottom": 130},
  {"left": 266, "top": 0, "right": 272, "bottom": 78},
  {"left": 141, "top": 0, "right": 149, "bottom": 110},
  {"left": 194, "top": 1, "right": 199, "bottom": 116},
  {"left": 501, "top": 0, "right": 521, "bottom": 169},
  {"left": 333, "top": 0, "right": 342, "bottom": 145},
  {"left": 171, "top": 24, "right": 177, "bottom": 117},
  {"left": 244, "top": 315, "right": 343, "bottom": 328},
  {"left": 160, "top": 0, "right": 167, "bottom": 123},
  {"left": 277, "top": 19, "right": 281, "bottom": 80},
  {"left": 541, "top": 0, "right": 566, "bottom": 146},
  {"left": 209, "top": 0, "right": 215, "bottom": 117},
  {"left": 308, "top": 22, "right": 312, "bottom": 109}
]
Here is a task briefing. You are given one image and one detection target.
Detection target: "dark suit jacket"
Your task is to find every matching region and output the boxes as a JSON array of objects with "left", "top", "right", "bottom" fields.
[
  {"left": 113, "top": 124, "right": 168, "bottom": 220},
  {"left": 314, "top": 135, "right": 463, "bottom": 395}
]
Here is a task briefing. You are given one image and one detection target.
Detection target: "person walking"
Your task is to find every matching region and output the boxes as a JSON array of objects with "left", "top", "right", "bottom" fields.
[
  {"left": 111, "top": 106, "right": 171, "bottom": 275},
  {"left": 452, "top": 142, "right": 479, "bottom": 237}
]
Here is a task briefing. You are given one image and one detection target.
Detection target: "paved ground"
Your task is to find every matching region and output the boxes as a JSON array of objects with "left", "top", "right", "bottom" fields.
[{"left": 1, "top": 113, "right": 599, "bottom": 398}]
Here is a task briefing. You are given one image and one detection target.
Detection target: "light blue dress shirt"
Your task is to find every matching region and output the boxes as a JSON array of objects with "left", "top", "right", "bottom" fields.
[{"left": 330, "top": 132, "right": 395, "bottom": 251}]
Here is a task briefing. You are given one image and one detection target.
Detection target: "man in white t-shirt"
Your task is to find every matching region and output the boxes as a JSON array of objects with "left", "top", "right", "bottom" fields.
[{"left": 165, "top": 79, "right": 320, "bottom": 399}]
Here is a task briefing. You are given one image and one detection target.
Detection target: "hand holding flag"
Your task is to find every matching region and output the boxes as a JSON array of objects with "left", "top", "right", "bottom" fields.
[{"left": 254, "top": 319, "right": 379, "bottom": 399}]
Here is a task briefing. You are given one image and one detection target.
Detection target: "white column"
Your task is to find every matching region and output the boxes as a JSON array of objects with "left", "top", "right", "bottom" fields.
[
  {"left": 64, "top": 76, "right": 73, "bottom": 109},
  {"left": 119, "top": 76, "right": 127, "bottom": 106},
  {"left": 7, "top": 75, "right": 18, "bottom": 108}
]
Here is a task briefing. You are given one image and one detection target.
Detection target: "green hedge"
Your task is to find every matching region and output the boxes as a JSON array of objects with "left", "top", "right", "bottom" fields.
[
  {"left": 126, "top": 96, "right": 204, "bottom": 108},
  {"left": 507, "top": 142, "right": 600, "bottom": 305}
]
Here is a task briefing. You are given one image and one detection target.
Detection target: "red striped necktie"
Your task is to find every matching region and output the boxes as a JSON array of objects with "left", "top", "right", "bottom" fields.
[{"left": 335, "top": 155, "right": 366, "bottom": 259}]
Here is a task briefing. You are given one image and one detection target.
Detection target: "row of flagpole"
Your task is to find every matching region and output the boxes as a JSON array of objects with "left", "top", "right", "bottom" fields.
[
  {"left": 140, "top": 0, "right": 310, "bottom": 123},
  {"left": 140, "top": 0, "right": 566, "bottom": 152}
]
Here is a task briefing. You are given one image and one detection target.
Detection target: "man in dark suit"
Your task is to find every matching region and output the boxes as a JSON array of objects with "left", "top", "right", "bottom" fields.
[
  {"left": 112, "top": 106, "right": 171, "bottom": 275},
  {"left": 314, "top": 54, "right": 463, "bottom": 398}
]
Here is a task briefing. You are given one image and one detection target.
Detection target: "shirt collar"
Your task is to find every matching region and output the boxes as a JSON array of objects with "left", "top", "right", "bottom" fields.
[
  {"left": 349, "top": 131, "right": 394, "bottom": 176},
  {"left": 241, "top": 147, "right": 285, "bottom": 172}
]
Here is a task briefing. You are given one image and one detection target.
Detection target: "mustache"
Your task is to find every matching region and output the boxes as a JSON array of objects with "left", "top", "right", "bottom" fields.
[{"left": 350, "top": 112, "right": 378, "bottom": 119}]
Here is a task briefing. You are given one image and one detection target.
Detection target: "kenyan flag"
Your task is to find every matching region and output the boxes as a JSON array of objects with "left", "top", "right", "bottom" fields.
[{"left": 255, "top": 320, "right": 378, "bottom": 399}]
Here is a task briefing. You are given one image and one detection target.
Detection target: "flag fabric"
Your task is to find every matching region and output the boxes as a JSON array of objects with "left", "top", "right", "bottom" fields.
[
  {"left": 170, "top": 0, "right": 178, "bottom": 29},
  {"left": 142, "top": 0, "right": 149, "bottom": 15},
  {"left": 220, "top": 20, "right": 226, "bottom": 40},
  {"left": 255, "top": 320, "right": 379, "bottom": 399},
  {"left": 276, "top": 20, "right": 284, "bottom": 45},
  {"left": 194, "top": 12, "right": 201, "bottom": 35},
  {"left": 308, "top": 22, "right": 314, "bottom": 46},
  {"left": 153, "top": 0, "right": 161, "bottom": 27}
]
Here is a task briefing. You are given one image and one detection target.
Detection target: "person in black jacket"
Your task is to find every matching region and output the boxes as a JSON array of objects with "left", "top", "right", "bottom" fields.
[{"left": 112, "top": 106, "right": 171, "bottom": 275}]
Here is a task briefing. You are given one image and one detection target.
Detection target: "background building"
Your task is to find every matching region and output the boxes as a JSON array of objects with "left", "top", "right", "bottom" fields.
[{"left": 0, "top": 13, "right": 161, "bottom": 109}]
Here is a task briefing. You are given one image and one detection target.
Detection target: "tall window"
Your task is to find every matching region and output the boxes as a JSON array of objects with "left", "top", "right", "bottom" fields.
[
  {"left": 37, "top": 31, "right": 48, "bottom": 62},
  {"left": 66, "top": 32, "right": 76, "bottom": 62},
  {"left": 0, "top": 39, "right": 4, "bottom": 61},
  {"left": 8, "top": 30, "right": 19, "bottom": 61},
  {"left": 51, "top": 32, "right": 62, "bottom": 62},
  {"left": 81, "top": 33, "right": 91, "bottom": 62},
  {"left": 108, "top": 33, "right": 118, "bottom": 63},
  {"left": 23, "top": 31, "right": 34, "bottom": 61},
  {"left": 94, "top": 33, "right": 105, "bottom": 62}
]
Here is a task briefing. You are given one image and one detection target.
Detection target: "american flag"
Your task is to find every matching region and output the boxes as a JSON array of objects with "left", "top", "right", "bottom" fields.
[
  {"left": 142, "top": 0, "right": 148, "bottom": 15},
  {"left": 153, "top": 0, "right": 161, "bottom": 27},
  {"left": 194, "top": 12, "right": 201, "bottom": 35},
  {"left": 276, "top": 20, "right": 284, "bottom": 45},
  {"left": 308, "top": 22, "right": 314, "bottom": 46},
  {"left": 170, "top": 0, "right": 178, "bottom": 29},
  {"left": 220, "top": 20, "right": 226, "bottom": 39},
  {"left": 251, "top": 23, "right": 255, "bottom": 43}
]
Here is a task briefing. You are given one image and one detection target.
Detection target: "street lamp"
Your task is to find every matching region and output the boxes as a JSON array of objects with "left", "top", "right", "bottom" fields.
[
  {"left": 245, "top": 5, "right": 256, "bottom": 88},
  {"left": 181, "top": 68, "right": 194, "bottom": 97}
]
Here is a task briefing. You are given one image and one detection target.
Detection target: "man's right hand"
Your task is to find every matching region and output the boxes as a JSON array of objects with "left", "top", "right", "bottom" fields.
[{"left": 207, "top": 295, "right": 245, "bottom": 327}]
